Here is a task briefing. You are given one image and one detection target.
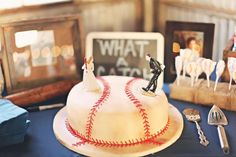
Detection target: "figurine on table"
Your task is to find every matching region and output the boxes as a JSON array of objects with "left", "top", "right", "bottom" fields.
[{"left": 142, "top": 54, "right": 165, "bottom": 93}]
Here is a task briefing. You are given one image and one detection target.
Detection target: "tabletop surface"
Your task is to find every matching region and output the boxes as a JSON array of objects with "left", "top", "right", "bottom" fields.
[{"left": 0, "top": 85, "right": 236, "bottom": 157}]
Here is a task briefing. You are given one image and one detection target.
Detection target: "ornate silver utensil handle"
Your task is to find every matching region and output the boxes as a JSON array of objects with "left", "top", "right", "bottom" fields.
[{"left": 195, "top": 121, "right": 209, "bottom": 146}]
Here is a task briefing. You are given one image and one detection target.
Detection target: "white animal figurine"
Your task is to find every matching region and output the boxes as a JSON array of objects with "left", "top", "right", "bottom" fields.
[
  {"left": 175, "top": 56, "right": 183, "bottom": 86},
  {"left": 214, "top": 60, "right": 225, "bottom": 91},
  {"left": 201, "top": 59, "right": 216, "bottom": 88},
  {"left": 82, "top": 56, "right": 101, "bottom": 92}
]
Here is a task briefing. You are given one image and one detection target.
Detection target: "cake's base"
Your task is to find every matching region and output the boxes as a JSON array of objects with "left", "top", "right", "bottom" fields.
[{"left": 53, "top": 104, "right": 183, "bottom": 157}]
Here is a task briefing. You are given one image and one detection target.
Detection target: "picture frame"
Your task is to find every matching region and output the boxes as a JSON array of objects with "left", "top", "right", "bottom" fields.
[
  {"left": 0, "top": 15, "right": 83, "bottom": 94},
  {"left": 86, "top": 32, "right": 165, "bottom": 88},
  {"left": 164, "top": 21, "right": 215, "bottom": 83}
]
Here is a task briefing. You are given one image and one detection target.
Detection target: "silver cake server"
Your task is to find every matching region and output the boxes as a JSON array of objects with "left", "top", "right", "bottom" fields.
[{"left": 208, "top": 105, "right": 229, "bottom": 154}]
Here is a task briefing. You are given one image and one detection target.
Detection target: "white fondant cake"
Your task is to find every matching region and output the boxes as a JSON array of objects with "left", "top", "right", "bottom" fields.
[{"left": 66, "top": 76, "right": 169, "bottom": 147}]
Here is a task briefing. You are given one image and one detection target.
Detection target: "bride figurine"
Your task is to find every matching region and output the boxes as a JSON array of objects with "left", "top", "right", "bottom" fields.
[{"left": 82, "top": 56, "right": 101, "bottom": 92}]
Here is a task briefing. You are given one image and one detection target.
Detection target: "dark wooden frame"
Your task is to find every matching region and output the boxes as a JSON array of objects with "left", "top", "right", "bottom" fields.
[
  {"left": 0, "top": 15, "right": 83, "bottom": 94},
  {"left": 164, "top": 21, "right": 215, "bottom": 83}
]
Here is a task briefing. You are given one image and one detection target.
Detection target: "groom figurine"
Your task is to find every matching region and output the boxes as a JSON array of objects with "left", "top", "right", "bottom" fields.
[{"left": 142, "top": 54, "right": 165, "bottom": 93}]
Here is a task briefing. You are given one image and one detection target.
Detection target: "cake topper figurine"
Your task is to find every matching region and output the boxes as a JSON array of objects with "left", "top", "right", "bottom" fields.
[
  {"left": 142, "top": 54, "right": 165, "bottom": 94},
  {"left": 82, "top": 56, "right": 100, "bottom": 92}
]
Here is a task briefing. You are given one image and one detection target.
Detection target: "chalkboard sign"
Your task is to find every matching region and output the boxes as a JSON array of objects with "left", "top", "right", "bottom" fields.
[{"left": 86, "top": 32, "right": 164, "bottom": 88}]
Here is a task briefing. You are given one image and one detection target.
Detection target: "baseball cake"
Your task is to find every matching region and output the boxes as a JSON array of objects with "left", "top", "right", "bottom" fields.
[
  {"left": 66, "top": 76, "right": 169, "bottom": 147},
  {"left": 53, "top": 75, "right": 183, "bottom": 156}
]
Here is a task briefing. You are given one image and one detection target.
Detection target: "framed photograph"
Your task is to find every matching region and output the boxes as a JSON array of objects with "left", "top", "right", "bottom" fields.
[
  {"left": 0, "top": 15, "right": 83, "bottom": 94},
  {"left": 86, "top": 32, "right": 165, "bottom": 88},
  {"left": 164, "top": 21, "right": 215, "bottom": 82}
]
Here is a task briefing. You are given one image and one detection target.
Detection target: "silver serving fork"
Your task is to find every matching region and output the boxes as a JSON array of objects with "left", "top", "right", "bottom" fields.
[{"left": 183, "top": 108, "right": 209, "bottom": 146}]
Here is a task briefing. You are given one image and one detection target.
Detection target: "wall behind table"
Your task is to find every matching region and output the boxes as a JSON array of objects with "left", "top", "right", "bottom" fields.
[
  {"left": 0, "top": 0, "right": 143, "bottom": 57},
  {"left": 155, "top": 0, "right": 236, "bottom": 62}
]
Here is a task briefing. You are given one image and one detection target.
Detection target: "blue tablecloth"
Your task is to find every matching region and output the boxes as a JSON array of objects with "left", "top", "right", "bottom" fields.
[{"left": 0, "top": 85, "right": 236, "bottom": 157}]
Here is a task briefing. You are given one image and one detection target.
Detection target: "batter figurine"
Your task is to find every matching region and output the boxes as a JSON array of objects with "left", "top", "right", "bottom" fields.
[{"left": 142, "top": 54, "right": 165, "bottom": 93}]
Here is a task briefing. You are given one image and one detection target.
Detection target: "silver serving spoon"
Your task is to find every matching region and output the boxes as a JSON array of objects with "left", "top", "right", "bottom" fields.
[{"left": 183, "top": 108, "right": 209, "bottom": 146}]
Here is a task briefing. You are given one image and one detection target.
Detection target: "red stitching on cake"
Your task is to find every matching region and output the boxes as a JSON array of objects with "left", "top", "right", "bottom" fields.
[
  {"left": 149, "top": 140, "right": 164, "bottom": 145},
  {"left": 72, "top": 141, "right": 86, "bottom": 147},
  {"left": 125, "top": 78, "right": 151, "bottom": 137},
  {"left": 66, "top": 118, "right": 170, "bottom": 147},
  {"left": 85, "top": 77, "right": 111, "bottom": 139},
  {"left": 65, "top": 119, "right": 87, "bottom": 146}
]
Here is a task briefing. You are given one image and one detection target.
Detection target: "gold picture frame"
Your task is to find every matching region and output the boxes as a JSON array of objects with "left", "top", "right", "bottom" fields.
[{"left": 0, "top": 15, "right": 83, "bottom": 94}]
